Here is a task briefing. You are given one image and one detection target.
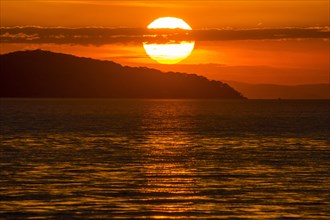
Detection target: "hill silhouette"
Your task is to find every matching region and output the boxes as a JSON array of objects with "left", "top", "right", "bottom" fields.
[{"left": 0, "top": 50, "right": 245, "bottom": 99}]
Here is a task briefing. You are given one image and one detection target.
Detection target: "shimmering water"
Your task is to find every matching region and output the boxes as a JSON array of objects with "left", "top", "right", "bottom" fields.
[{"left": 1, "top": 99, "right": 329, "bottom": 219}]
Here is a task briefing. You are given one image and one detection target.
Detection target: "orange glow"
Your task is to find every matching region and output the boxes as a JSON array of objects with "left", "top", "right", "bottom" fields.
[
  {"left": 0, "top": 1, "right": 329, "bottom": 85},
  {"left": 1, "top": 1, "right": 329, "bottom": 28}
]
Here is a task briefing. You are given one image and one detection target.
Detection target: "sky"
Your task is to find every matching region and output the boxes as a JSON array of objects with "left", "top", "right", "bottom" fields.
[{"left": 1, "top": 0, "right": 329, "bottom": 85}]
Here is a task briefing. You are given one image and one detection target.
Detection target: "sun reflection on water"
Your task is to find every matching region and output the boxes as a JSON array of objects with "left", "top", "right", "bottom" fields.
[{"left": 134, "top": 135, "right": 199, "bottom": 218}]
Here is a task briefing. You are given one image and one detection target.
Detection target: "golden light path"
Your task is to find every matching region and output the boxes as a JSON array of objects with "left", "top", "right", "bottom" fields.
[{"left": 143, "top": 17, "right": 195, "bottom": 64}]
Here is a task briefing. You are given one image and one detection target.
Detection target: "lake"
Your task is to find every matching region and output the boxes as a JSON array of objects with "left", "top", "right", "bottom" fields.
[{"left": 0, "top": 99, "right": 329, "bottom": 219}]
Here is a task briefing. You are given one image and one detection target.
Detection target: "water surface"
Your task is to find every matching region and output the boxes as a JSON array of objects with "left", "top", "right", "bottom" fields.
[{"left": 1, "top": 99, "right": 329, "bottom": 219}]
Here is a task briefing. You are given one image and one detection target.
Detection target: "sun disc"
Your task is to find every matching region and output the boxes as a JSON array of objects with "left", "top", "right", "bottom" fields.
[
  {"left": 143, "top": 17, "right": 194, "bottom": 64},
  {"left": 143, "top": 41, "right": 194, "bottom": 64},
  {"left": 147, "top": 17, "right": 192, "bottom": 30}
]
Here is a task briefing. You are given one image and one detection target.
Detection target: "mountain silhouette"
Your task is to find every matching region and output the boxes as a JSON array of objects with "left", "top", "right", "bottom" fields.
[{"left": 0, "top": 50, "right": 245, "bottom": 99}]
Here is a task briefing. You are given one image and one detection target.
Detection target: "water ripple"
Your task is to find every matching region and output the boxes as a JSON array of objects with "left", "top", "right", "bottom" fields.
[{"left": 1, "top": 99, "right": 329, "bottom": 219}]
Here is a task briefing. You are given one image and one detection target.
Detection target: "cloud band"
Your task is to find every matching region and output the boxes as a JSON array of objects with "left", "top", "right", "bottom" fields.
[{"left": 1, "top": 26, "right": 328, "bottom": 45}]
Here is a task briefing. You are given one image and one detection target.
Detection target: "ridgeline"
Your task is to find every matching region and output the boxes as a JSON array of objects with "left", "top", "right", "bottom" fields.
[{"left": 0, "top": 50, "right": 245, "bottom": 99}]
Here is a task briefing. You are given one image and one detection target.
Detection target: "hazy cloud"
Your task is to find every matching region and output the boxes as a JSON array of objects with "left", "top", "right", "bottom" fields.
[{"left": 1, "top": 26, "right": 328, "bottom": 45}]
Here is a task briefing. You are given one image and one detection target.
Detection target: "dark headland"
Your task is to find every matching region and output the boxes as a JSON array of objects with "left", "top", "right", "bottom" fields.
[{"left": 0, "top": 50, "right": 245, "bottom": 99}]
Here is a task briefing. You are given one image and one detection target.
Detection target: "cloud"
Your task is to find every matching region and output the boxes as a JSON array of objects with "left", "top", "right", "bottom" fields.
[
  {"left": 1, "top": 26, "right": 329, "bottom": 45},
  {"left": 0, "top": 27, "right": 146, "bottom": 45},
  {"left": 193, "top": 27, "right": 330, "bottom": 41},
  {"left": 1, "top": 32, "right": 40, "bottom": 41}
]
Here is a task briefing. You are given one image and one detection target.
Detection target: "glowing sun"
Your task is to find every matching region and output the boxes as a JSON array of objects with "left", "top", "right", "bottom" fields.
[{"left": 143, "top": 17, "right": 195, "bottom": 64}]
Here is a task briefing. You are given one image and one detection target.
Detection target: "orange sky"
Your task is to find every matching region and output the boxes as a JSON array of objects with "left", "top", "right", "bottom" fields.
[
  {"left": 1, "top": 0, "right": 329, "bottom": 85},
  {"left": 1, "top": 0, "right": 329, "bottom": 28}
]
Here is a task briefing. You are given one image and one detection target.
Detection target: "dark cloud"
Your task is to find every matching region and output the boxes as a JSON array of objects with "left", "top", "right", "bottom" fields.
[
  {"left": 0, "top": 27, "right": 147, "bottom": 45},
  {"left": 193, "top": 27, "right": 329, "bottom": 41},
  {"left": 1, "top": 26, "right": 328, "bottom": 45}
]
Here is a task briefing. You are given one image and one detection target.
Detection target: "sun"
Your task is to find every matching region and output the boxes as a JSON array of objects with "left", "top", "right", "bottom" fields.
[
  {"left": 147, "top": 17, "right": 192, "bottom": 30},
  {"left": 143, "top": 17, "right": 195, "bottom": 64}
]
